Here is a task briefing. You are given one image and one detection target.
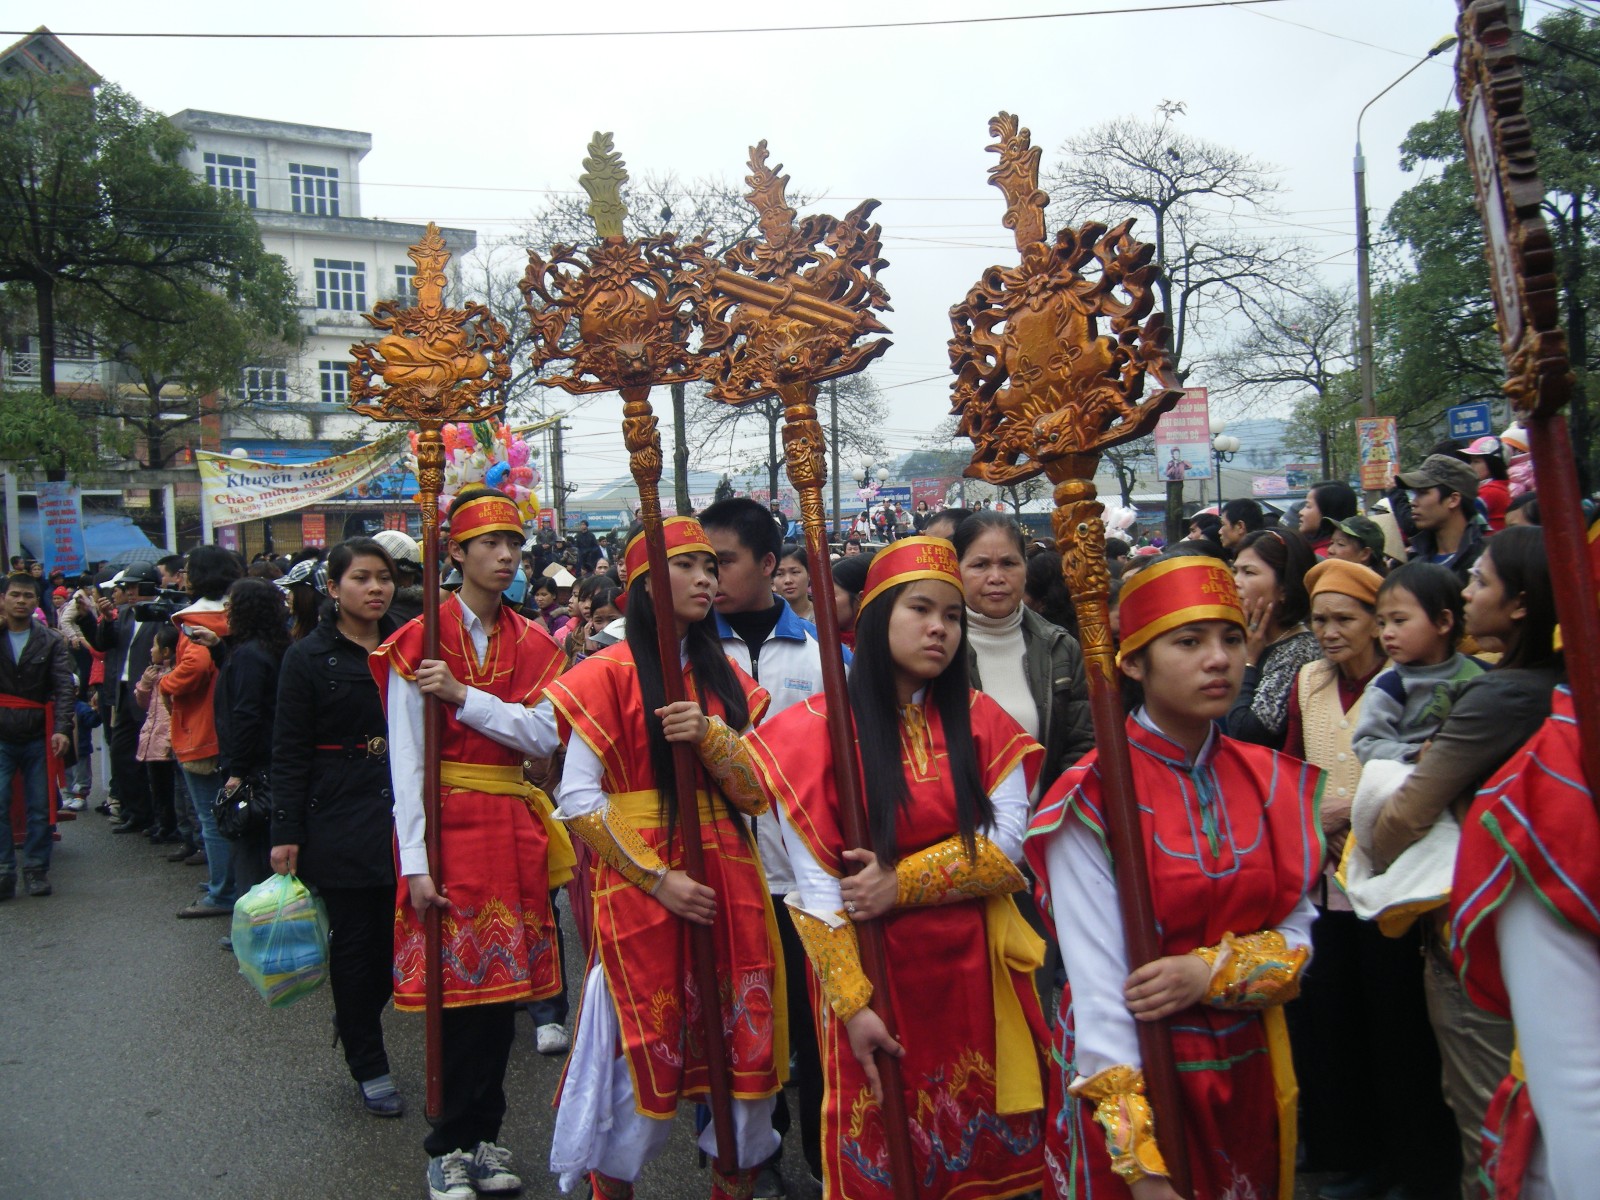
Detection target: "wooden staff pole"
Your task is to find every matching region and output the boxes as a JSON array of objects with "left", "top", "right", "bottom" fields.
[
  {"left": 776, "top": 381, "right": 918, "bottom": 1200},
  {"left": 1052, "top": 469, "right": 1192, "bottom": 1199},
  {"left": 621, "top": 386, "right": 739, "bottom": 1173},
  {"left": 415, "top": 426, "right": 446, "bottom": 1120}
]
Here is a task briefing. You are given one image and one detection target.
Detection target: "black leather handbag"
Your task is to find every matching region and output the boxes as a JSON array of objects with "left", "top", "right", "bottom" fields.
[{"left": 214, "top": 773, "right": 272, "bottom": 840}]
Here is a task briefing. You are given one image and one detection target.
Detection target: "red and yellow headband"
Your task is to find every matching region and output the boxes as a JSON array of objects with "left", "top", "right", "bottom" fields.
[
  {"left": 447, "top": 494, "right": 524, "bottom": 543},
  {"left": 1118, "top": 555, "right": 1245, "bottom": 658},
  {"left": 624, "top": 515, "right": 714, "bottom": 580},
  {"left": 859, "top": 536, "right": 962, "bottom": 614}
]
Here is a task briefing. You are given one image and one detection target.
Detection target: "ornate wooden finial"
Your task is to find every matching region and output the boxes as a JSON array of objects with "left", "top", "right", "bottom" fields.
[
  {"left": 987, "top": 112, "right": 1049, "bottom": 251},
  {"left": 580, "top": 131, "right": 630, "bottom": 240},
  {"left": 347, "top": 221, "right": 510, "bottom": 528},
  {"left": 696, "top": 142, "right": 891, "bottom": 405}
]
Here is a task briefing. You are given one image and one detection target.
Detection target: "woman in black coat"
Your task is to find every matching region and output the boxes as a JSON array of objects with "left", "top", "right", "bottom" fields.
[{"left": 269, "top": 538, "right": 403, "bottom": 1118}]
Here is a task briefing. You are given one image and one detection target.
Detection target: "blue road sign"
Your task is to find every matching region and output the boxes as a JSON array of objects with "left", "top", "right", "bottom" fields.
[{"left": 1447, "top": 402, "right": 1494, "bottom": 440}]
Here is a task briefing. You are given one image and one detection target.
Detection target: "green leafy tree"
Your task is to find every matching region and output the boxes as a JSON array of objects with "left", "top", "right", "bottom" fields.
[
  {"left": 0, "top": 71, "right": 302, "bottom": 474},
  {"left": 1380, "top": 8, "right": 1600, "bottom": 481},
  {"left": 0, "top": 386, "right": 114, "bottom": 475}
]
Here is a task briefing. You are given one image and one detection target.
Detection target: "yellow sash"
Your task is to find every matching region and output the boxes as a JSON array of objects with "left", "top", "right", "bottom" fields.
[
  {"left": 1263, "top": 1005, "right": 1298, "bottom": 1200},
  {"left": 612, "top": 788, "right": 724, "bottom": 830},
  {"left": 439, "top": 760, "right": 576, "bottom": 888},
  {"left": 984, "top": 893, "right": 1048, "bottom": 1115}
]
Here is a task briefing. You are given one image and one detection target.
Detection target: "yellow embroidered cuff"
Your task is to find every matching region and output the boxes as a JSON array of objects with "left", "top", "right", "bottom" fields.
[
  {"left": 893, "top": 833, "right": 1025, "bottom": 907},
  {"left": 565, "top": 803, "right": 668, "bottom": 894},
  {"left": 1196, "top": 930, "right": 1308, "bottom": 1009},
  {"left": 788, "top": 904, "right": 873, "bottom": 1022},
  {"left": 696, "top": 716, "right": 769, "bottom": 816},
  {"left": 1070, "top": 1066, "right": 1170, "bottom": 1184}
]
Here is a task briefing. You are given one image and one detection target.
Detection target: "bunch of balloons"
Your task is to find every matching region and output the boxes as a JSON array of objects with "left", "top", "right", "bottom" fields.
[{"left": 404, "top": 420, "right": 542, "bottom": 523}]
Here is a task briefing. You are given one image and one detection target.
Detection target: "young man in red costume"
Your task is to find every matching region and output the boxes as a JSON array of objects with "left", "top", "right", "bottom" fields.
[
  {"left": 1026, "top": 554, "right": 1321, "bottom": 1200},
  {"left": 545, "top": 516, "right": 785, "bottom": 1200},
  {"left": 371, "top": 486, "right": 574, "bottom": 1200}
]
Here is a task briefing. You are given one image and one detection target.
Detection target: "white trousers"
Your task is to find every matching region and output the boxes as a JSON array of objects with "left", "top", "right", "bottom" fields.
[{"left": 550, "top": 962, "right": 779, "bottom": 1192}]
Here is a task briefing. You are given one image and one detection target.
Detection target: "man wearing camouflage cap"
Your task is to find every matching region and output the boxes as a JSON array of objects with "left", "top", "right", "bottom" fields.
[{"left": 1395, "top": 453, "right": 1486, "bottom": 585}]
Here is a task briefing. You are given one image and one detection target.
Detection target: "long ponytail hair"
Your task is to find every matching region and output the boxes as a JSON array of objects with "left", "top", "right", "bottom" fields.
[
  {"left": 624, "top": 570, "right": 750, "bottom": 838},
  {"left": 846, "top": 582, "right": 991, "bottom": 864}
]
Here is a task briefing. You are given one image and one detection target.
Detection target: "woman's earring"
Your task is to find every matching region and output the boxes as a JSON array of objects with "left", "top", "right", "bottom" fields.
[{"left": 333, "top": 597, "right": 341, "bottom": 616}]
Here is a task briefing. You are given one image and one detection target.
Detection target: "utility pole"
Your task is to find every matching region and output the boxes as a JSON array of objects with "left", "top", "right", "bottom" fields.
[
  {"left": 829, "top": 379, "right": 841, "bottom": 539},
  {"left": 551, "top": 420, "right": 567, "bottom": 531}
]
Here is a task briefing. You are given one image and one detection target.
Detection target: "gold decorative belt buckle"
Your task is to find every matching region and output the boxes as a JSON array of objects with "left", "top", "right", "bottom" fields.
[{"left": 367, "top": 736, "right": 388, "bottom": 757}]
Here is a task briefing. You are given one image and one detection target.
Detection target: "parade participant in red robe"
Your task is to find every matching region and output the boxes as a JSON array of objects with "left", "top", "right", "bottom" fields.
[
  {"left": 1025, "top": 554, "right": 1321, "bottom": 1200},
  {"left": 370, "top": 488, "right": 572, "bottom": 1200},
  {"left": 1450, "top": 522, "right": 1600, "bottom": 1200},
  {"left": 545, "top": 516, "right": 784, "bottom": 1200},
  {"left": 746, "top": 536, "right": 1049, "bottom": 1200}
]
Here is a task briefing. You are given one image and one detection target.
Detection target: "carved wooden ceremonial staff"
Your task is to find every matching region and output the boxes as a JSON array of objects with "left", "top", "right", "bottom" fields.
[
  {"left": 948, "top": 114, "right": 1193, "bottom": 1196},
  {"left": 1455, "top": 0, "right": 1600, "bottom": 800},
  {"left": 518, "top": 134, "right": 739, "bottom": 1170},
  {"left": 696, "top": 144, "right": 918, "bottom": 1199},
  {"left": 347, "top": 224, "right": 512, "bottom": 1118}
]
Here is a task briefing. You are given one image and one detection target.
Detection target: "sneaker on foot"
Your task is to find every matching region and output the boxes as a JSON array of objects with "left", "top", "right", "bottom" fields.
[
  {"left": 183, "top": 849, "right": 208, "bottom": 866},
  {"left": 23, "top": 870, "right": 51, "bottom": 897},
  {"left": 534, "top": 1022, "right": 570, "bottom": 1056},
  {"left": 428, "top": 1151, "right": 474, "bottom": 1200},
  {"left": 59, "top": 795, "right": 85, "bottom": 813},
  {"left": 466, "top": 1142, "right": 521, "bottom": 1194},
  {"left": 0, "top": 873, "right": 14, "bottom": 902}
]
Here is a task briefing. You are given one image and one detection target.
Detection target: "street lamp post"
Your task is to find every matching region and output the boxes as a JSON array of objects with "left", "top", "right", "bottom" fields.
[
  {"left": 1354, "top": 35, "right": 1458, "bottom": 435},
  {"left": 1210, "top": 415, "right": 1239, "bottom": 505}
]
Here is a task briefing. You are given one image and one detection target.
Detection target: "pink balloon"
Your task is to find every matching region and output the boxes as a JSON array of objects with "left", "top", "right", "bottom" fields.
[
  {"left": 508, "top": 440, "right": 530, "bottom": 466},
  {"left": 511, "top": 465, "right": 534, "bottom": 486},
  {"left": 499, "top": 480, "right": 517, "bottom": 497}
]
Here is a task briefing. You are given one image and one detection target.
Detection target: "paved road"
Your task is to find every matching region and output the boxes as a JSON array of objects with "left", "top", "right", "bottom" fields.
[
  {"left": 2, "top": 791, "right": 1328, "bottom": 1200},
  {"left": 0, "top": 795, "right": 820, "bottom": 1200}
]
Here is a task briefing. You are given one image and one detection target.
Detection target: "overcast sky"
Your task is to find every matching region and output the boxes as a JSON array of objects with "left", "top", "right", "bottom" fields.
[{"left": 27, "top": 0, "right": 1471, "bottom": 487}]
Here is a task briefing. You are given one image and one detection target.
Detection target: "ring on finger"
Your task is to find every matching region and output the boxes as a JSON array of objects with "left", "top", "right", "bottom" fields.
[{"left": 845, "top": 900, "right": 857, "bottom": 914}]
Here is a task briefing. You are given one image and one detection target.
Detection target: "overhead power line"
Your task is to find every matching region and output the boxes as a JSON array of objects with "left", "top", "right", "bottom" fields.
[{"left": 2, "top": 2, "right": 1287, "bottom": 41}]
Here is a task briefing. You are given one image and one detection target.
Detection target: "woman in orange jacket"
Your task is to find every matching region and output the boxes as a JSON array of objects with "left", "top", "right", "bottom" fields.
[{"left": 158, "top": 544, "right": 240, "bottom": 919}]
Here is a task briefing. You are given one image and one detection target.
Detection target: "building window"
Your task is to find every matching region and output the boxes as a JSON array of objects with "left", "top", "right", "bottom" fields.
[
  {"left": 241, "top": 365, "right": 289, "bottom": 404},
  {"left": 393, "top": 264, "right": 418, "bottom": 303},
  {"left": 318, "top": 361, "right": 349, "bottom": 405},
  {"left": 291, "top": 163, "right": 340, "bottom": 216},
  {"left": 314, "top": 258, "right": 365, "bottom": 312},
  {"left": 203, "top": 151, "right": 257, "bottom": 208}
]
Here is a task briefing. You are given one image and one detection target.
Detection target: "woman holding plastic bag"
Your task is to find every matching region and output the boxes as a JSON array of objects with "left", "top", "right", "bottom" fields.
[{"left": 268, "top": 538, "right": 404, "bottom": 1118}]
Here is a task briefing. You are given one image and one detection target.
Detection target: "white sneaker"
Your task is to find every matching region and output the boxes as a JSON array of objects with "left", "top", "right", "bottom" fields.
[
  {"left": 427, "top": 1151, "right": 473, "bottom": 1200},
  {"left": 466, "top": 1141, "right": 522, "bottom": 1194},
  {"left": 534, "top": 1022, "right": 570, "bottom": 1056}
]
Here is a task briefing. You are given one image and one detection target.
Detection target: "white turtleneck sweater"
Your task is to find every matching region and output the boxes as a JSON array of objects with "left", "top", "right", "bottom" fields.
[{"left": 966, "top": 604, "right": 1039, "bottom": 739}]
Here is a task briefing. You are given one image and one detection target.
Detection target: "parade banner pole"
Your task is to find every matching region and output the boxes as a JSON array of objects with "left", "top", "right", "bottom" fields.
[
  {"left": 948, "top": 115, "right": 1193, "bottom": 1196},
  {"left": 695, "top": 144, "right": 918, "bottom": 1199},
  {"left": 520, "top": 135, "right": 738, "bottom": 1171},
  {"left": 1455, "top": 0, "right": 1600, "bottom": 801},
  {"left": 346, "top": 225, "right": 512, "bottom": 1119}
]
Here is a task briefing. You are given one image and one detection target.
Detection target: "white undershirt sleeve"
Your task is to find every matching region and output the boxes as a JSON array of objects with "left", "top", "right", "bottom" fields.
[
  {"left": 456, "top": 690, "right": 562, "bottom": 757},
  {"left": 1041, "top": 817, "right": 1141, "bottom": 1078},
  {"left": 988, "top": 764, "right": 1029, "bottom": 863},
  {"left": 552, "top": 734, "right": 610, "bottom": 821},
  {"left": 387, "top": 671, "right": 429, "bottom": 878},
  {"left": 1497, "top": 883, "right": 1600, "bottom": 1200},
  {"left": 776, "top": 800, "right": 847, "bottom": 927}
]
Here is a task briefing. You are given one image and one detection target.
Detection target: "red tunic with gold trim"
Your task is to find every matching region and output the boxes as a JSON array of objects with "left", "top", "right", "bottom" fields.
[
  {"left": 747, "top": 690, "right": 1048, "bottom": 1200},
  {"left": 1450, "top": 686, "right": 1600, "bottom": 1198},
  {"left": 1024, "top": 716, "right": 1322, "bottom": 1200},
  {"left": 545, "top": 643, "right": 784, "bottom": 1118},
  {"left": 369, "top": 595, "right": 567, "bottom": 1011}
]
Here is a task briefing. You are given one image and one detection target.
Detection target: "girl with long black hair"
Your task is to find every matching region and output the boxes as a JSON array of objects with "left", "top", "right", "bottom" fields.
[
  {"left": 545, "top": 516, "right": 784, "bottom": 1200},
  {"left": 746, "top": 536, "right": 1049, "bottom": 1200}
]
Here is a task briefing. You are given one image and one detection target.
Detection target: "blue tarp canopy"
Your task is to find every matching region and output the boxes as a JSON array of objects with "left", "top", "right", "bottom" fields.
[{"left": 16, "top": 513, "right": 161, "bottom": 566}]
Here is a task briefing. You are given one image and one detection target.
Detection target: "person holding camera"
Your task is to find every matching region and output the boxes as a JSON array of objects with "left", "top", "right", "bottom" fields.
[{"left": 92, "top": 563, "right": 164, "bottom": 836}]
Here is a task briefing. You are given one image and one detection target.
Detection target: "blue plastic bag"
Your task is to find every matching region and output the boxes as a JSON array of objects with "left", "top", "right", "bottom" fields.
[{"left": 231, "top": 874, "right": 330, "bottom": 1008}]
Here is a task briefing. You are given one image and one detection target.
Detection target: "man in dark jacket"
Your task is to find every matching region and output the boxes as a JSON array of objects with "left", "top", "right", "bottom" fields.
[
  {"left": 1397, "top": 454, "right": 1487, "bottom": 586},
  {"left": 0, "top": 572, "right": 76, "bottom": 898},
  {"left": 92, "top": 563, "right": 163, "bottom": 834}
]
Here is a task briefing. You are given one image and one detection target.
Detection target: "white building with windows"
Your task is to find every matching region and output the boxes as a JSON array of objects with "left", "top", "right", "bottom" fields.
[{"left": 168, "top": 110, "right": 476, "bottom": 445}]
